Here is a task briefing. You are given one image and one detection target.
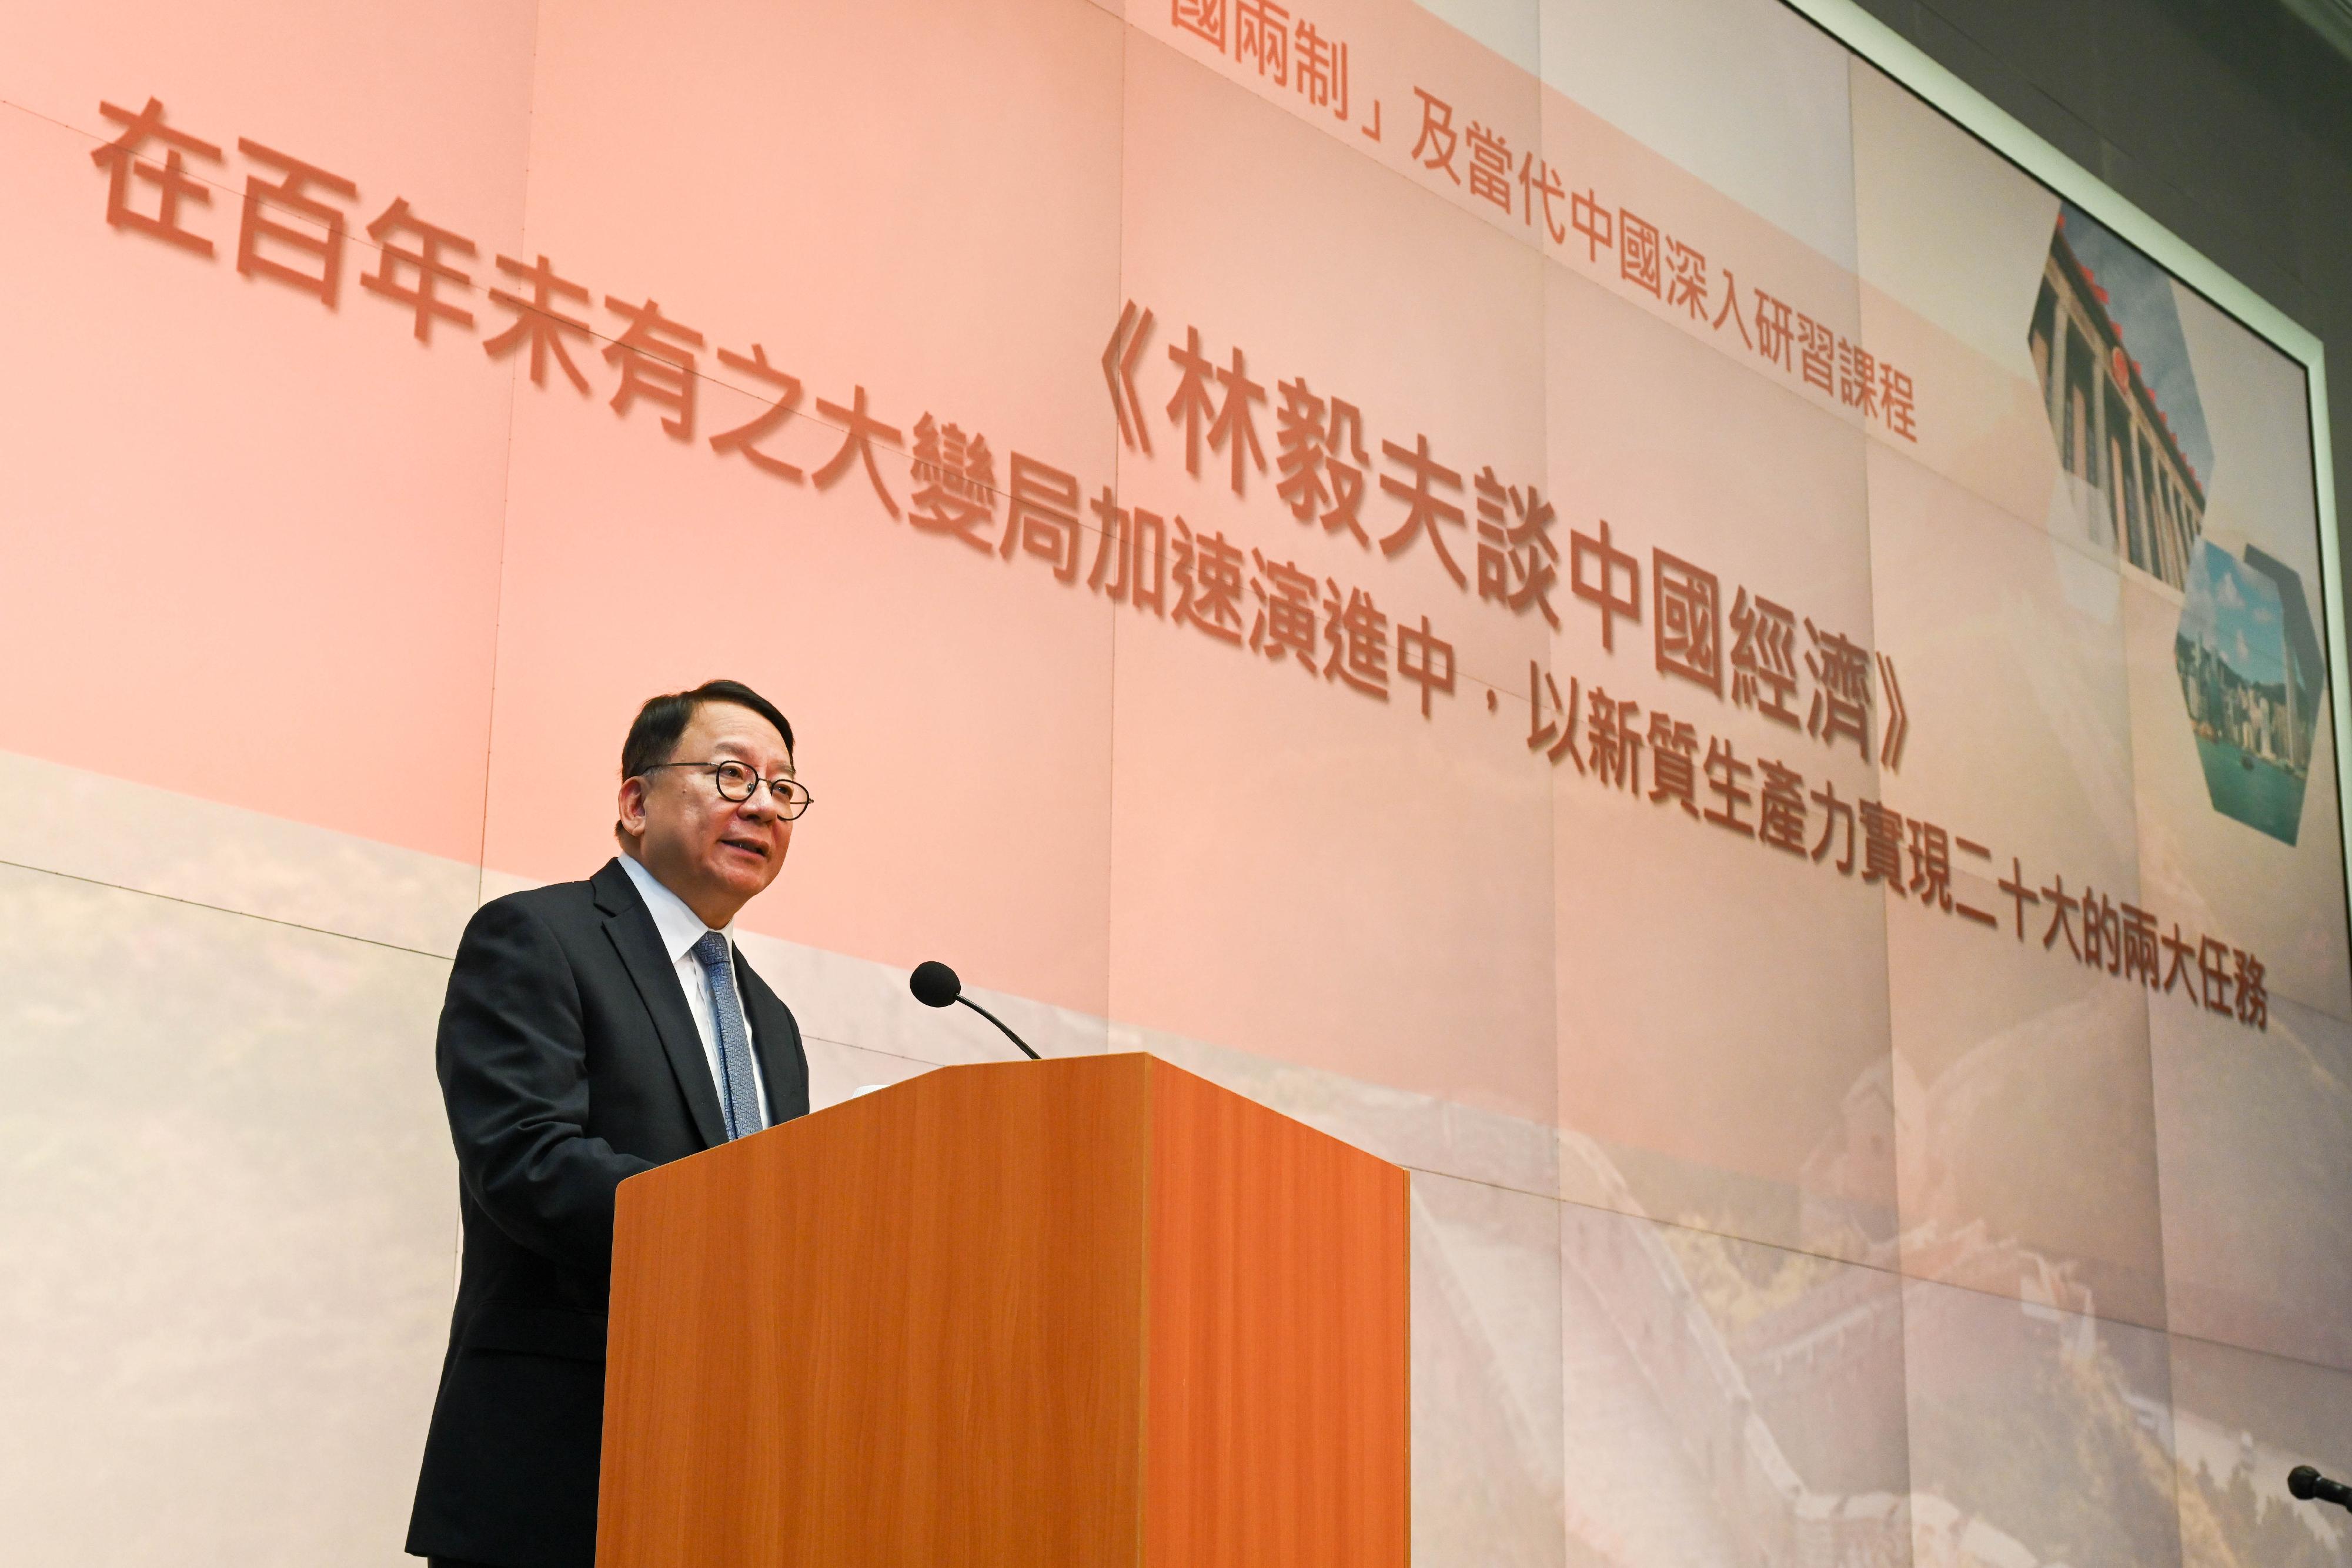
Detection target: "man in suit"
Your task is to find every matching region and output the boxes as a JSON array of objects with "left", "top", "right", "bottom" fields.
[{"left": 406, "top": 679, "right": 813, "bottom": 1568}]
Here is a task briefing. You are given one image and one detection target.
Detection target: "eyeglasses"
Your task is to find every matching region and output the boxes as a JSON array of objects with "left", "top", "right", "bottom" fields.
[{"left": 642, "top": 760, "right": 814, "bottom": 819}]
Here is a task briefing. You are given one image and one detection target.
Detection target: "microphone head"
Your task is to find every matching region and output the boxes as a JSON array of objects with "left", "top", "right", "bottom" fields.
[
  {"left": 2291, "top": 1465, "right": 2323, "bottom": 1500},
  {"left": 910, "top": 960, "right": 962, "bottom": 1008}
]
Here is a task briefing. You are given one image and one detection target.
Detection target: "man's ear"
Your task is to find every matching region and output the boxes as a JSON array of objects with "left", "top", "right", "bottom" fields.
[{"left": 616, "top": 775, "right": 649, "bottom": 844}]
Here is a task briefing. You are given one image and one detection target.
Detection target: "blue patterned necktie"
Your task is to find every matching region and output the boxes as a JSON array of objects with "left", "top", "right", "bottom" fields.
[{"left": 690, "top": 930, "right": 763, "bottom": 1140}]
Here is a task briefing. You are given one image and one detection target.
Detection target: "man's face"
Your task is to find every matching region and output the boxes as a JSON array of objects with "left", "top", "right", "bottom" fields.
[{"left": 620, "top": 701, "right": 796, "bottom": 926}]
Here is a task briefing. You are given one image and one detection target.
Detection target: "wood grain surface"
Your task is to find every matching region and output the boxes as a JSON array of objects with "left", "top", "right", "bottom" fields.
[
  {"left": 597, "top": 1054, "right": 1407, "bottom": 1567},
  {"left": 1144, "top": 1060, "right": 1411, "bottom": 1568},
  {"left": 600, "top": 1054, "right": 1154, "bottom": 1567}
]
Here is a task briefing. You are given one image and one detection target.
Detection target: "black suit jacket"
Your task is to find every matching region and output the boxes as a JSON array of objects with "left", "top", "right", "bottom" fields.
[{"left": 406, "top": 858, "right": 809, "bottom": 1568}]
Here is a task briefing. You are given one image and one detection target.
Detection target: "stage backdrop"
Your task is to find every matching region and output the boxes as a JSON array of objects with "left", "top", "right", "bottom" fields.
[{"left": 3, "top": 1, "right": 2347, "bottom": 1564}]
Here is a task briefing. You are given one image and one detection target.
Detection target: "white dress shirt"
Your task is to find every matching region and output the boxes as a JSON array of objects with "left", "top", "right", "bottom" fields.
[{"left": 617, "top": 852, "right": 771, "bottom": 1131}]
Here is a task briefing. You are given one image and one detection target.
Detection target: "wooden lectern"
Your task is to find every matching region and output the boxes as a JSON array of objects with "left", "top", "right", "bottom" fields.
[{"left": 597, "top": 1052, "right": 1410, "bottom": 1567}]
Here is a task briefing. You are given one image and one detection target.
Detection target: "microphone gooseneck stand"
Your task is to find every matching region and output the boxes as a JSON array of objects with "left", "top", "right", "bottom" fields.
[{"left": 908, "top": 959, "right": 1041, "bottom": 1061}]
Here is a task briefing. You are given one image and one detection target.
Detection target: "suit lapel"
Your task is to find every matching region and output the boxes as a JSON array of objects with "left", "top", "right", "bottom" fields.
[{"left": 592, "top": 859, "right": 728, "bottom": 1149}]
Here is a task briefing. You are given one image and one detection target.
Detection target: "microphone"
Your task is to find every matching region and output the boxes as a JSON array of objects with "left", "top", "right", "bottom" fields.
[
  {"left": 908, "top": 961, "right": 1040, "bottom": 1061},
  {"left": 2290, "top": 1466, "right": 2352, "bottom": 1512}
]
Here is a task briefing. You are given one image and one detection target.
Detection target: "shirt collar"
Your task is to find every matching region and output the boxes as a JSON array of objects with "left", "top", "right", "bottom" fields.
[{"left": 617, "top": 852, "right": 733, "bottom": 964}]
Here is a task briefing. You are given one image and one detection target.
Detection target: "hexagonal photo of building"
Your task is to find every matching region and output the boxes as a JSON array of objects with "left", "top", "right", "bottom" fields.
[
  {"left": 2177, "top": 540, "right": 2323, "bottom": 844},
  {"left": 2028, "top": 202, "right": 2213, "bottom": 587}
]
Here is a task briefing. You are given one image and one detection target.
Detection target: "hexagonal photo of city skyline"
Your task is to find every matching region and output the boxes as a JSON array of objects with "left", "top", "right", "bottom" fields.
[{"left": 2176, "top": 541, "right": 2323, "bottom": 845}]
